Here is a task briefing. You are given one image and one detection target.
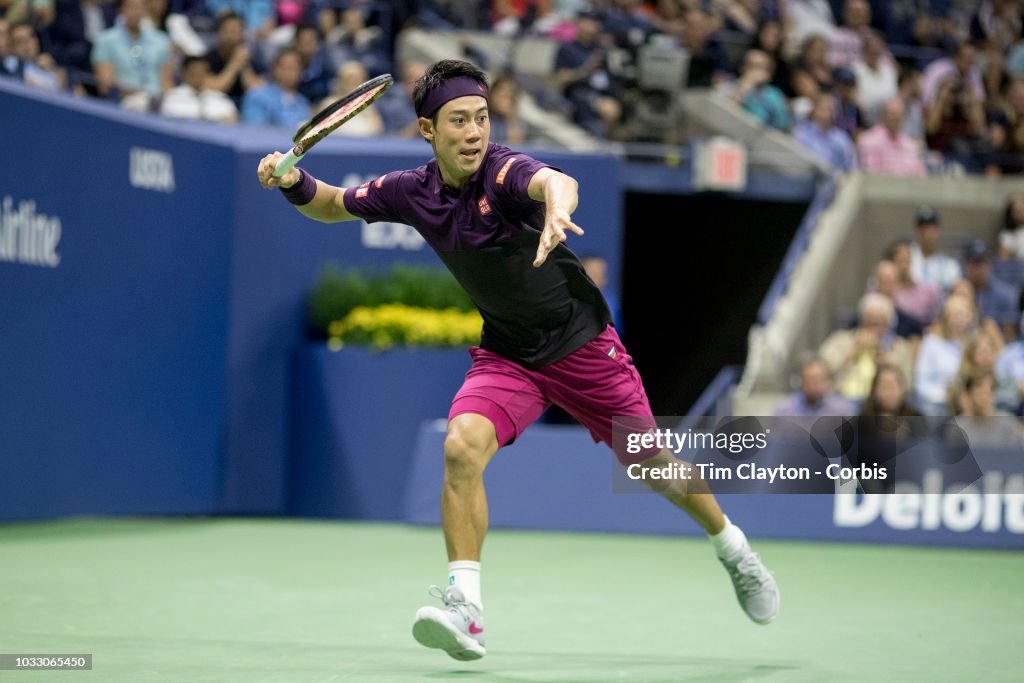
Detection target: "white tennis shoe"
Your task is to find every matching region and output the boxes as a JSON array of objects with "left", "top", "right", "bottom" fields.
[
  {"left": 721, "top": 551, "right": 779, "bottom": 624},
  {"left": 412, "top": 586, "right": 486, "bottom": 661}
]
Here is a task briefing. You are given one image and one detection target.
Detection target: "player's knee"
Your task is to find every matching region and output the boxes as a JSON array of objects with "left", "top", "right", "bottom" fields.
[{"left": 443, "top": 430, "right": 489, "bottom": 480}]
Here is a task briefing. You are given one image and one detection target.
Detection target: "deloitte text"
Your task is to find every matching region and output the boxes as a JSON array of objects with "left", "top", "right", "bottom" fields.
[
  {"left": 834, "top": 469, "right": 1024, "bottom": 533},
  {"left": 0, "top": 196, "right": 61, "bottom": 268}
]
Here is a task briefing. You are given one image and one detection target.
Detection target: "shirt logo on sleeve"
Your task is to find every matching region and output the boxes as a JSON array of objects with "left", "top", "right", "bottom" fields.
[
  {"left": 374, "top": 176, "right": 385, "bottom": 188},
  {"left": 496, "top": 158, "right": 517, "bottom": 185},
  {"left": 355, "top": 182, "right": 370, "bottom": 198},
  {"left": 477, "top": 196, "right": 492, "bottom": 215}
]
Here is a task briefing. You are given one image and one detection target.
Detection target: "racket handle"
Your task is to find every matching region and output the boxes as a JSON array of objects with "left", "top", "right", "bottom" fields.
[{"left": 273, "top": 147, "right": 304, "bottom": 177}]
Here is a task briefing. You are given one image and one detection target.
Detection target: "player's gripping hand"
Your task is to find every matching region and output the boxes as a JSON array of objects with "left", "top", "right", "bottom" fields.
[
  {"left": 533, "top": 208, "right": 584, "bottom": 268},
  {"left": 257, "top": 152, "right": 301, "bottom": 190}
]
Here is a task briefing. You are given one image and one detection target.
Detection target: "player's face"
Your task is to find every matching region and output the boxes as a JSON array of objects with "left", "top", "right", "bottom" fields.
[{"left": 425, "top": 95, "right": 490, "bottom": 187}]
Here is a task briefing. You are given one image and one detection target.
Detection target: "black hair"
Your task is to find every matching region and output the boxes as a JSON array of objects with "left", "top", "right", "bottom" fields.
[
  {"left": 293, "top": 23, "right": 320, "bottom": 40},
  {"left": 411, "top": 59, "right": 489, "bottom": 121},
  {"left": 272, "top": 48, "right": 302, "bottom": 68},
  {"left": 215, "top": 10, "right": 244, "bottom": 31}
]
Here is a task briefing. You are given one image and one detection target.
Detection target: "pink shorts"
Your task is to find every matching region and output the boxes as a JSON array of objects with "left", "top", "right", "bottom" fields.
[{"left": 448, "top": 326, "right": 658, "bottom": 465}]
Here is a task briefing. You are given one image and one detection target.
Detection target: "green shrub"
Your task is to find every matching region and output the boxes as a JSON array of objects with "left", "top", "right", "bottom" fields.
[{"left": 308, "top": 263, "right": 478, "bottom": 346}]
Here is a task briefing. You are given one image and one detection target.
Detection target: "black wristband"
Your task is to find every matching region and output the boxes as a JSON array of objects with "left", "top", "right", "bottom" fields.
[{"left": 280, "top": 168, "right": 317, "bottom": 206}]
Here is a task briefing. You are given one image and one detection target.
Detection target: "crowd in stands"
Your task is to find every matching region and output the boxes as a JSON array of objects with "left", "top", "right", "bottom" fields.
[
  {"left": 1, "top": 1, "right": 1023, "bottom": 174},
  {"left": 775, "top": 197, "right": 1024, "bottom": 448}
]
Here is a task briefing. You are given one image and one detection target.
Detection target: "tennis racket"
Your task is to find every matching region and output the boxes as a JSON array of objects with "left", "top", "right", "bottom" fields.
[{"left": 273, "top": 73, "right": 393, "bottom": 177}]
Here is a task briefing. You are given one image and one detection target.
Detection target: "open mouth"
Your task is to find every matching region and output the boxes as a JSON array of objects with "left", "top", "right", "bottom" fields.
[{"left": 460, "top": 149, "right": 480, "bottom": 162}]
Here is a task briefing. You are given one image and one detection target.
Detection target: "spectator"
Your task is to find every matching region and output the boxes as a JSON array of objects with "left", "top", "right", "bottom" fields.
[
  {"left": 320, "top": 3, "right": 381, "bottom": 47},
  {"left": 910, "top": 205, "right": 961, "bottom": 293},
  {"left": 820, "top": 292, "right": 915, "bottom": 402},
  {"left": 786, "top": 0, "right": 836, "bottom": 52},
  {"left": 915, "top": 294, "right": 975, "bottom": 415},
  {"left": 989, "top": 77, "right": 1024, "bottom": 174},
  {"left": 554, "top": 11, "right": 621, "bottom": 137},
  {"left": 948, "top": 371, "right": 1024, "bottom": 449},
  {"left": 921, "top": 40, "right": 985, "bottom": 109},
  {"left": 995, "top": 323, "right": 1024, "bottom": 413},
  {"left": 893, "top": 3, "right": 961, "bottom": 53},
  {"left": 292, "top": 23, "right": 331, "bottom": 104},
  {"left": 580, "top": 254, "right": 623, "bottom": 333},
  {"left": 43, "top": 0, "right": 117, "bottom": 76},
  {"left": 91, "top": 0, "right": 173, "bottom": 110},
  {"left": 241, "top": 47, "right": 310, "bottom": 130},
  {"left": 949, "top": 328, "right": 1005, "bottom": 411},
  {"left": 752, "top": 19, "right": 794, "bottom": 97},
  {"left": 858, "top": 365, "right": 924, "bottom": 444},
  {"left": 999, "top": 190, "right": 1024, "bottom": 259},
  {"left": 993, "top": 231, "right": 1024, "bottom": 296},
  {"left": 488, "top": 72, "right": 528, "bottom": 145},
  {"left": 774, "top": 356, "right": 856, "bottom": 417},
  {"left": 204, "top": 11, "right": 263, "bottom": 109},
  {"left": 205, "top": 0, "right": 275, "bottom": 41},
  {"left": 318, "top": 60, "right": 383, "bottom": 137},
  {"left": 793, "top": 92, "right": 857, "bottom": 170},
  {"left": 924, "top": 67, "right": 991, "bottom": 171},
  {"left": 378, "top": 60, "right": 425, "bottom": 138},
  {"left": 969, "top": 0, "right": 1022, "bottom": 54},
  {"left": 160, "top": 54, "right": 239, "bottom": 123},
  {"left": 791, "top": 33, "right": 833, "bottom": 105},
  {"left": 600, "top": 0, "right": 653, "bottom": 51},
  {"left": 831, "top": 66, "right": 866, "bottom": 139},
  {"left": 886, "top": 239, "right": 943, "bottom": 327},
  {"left": 871, "top": 258, "right": 925, "bottom": 337},
  {"left": 857, "top": 97, "right": 927, "bottom": 176},
  {"left": 680, "top": 7, "right": 731, "bottom": 88},
  {"left": 321, "top": 4, "right": 386, "bottom": 74},
  {"left": 9, "top": 22, "right": 64, "bottom": 91},
  {"left": 851, "top": 29, "right": 899, "bottom": 124},
  {"left": 732, "top": 48, "right": 790, "bottom": 131},
  {"left": 828, "top": 0, "right": 871, "bottom": 68},
  {"left": 961, "top": 239, "right": 1019, "bottom": 341}
]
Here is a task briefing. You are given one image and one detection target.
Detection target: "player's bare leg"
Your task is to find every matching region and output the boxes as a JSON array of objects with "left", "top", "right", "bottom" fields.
[
  {"left": 636, "top": 449, "right": 726, "bottom": 532},
  {"left": 634, "top": 449, "right": 780, "bottom": 624},
  {"left": 440, "top": 413, "right": 499, "bottom": 561},
  {"left": 412, "top": 413, "right": 498, "bottom": 660}
]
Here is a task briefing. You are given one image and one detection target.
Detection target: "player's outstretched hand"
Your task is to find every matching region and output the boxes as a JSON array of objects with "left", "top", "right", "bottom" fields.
[
  {"left": 533, "top": 209, "right": 584, "bottom": 268},
  {"left": 257, "top": 152, "right": 301, "bottom": 190}
]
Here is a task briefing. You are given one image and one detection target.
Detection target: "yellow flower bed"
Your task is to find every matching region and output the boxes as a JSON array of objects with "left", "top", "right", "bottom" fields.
[{"left": 327, "top": 304, "right": 483, "bottom": 350}]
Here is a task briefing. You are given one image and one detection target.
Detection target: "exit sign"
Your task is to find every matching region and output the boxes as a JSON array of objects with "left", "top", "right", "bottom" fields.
[{"left": 694, "top": 137, "right": 747, "bottom": 191}]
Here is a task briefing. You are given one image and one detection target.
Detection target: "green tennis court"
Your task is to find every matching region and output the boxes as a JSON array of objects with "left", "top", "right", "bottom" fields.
[{"left": 2, "top": 518, "right": 1019, "bottom": 682}]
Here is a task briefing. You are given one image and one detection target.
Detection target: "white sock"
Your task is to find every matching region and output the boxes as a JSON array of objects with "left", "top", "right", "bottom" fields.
[
  {"left": 448, "top": 561, "right": 482, "bottom": 609},
  {"left": 708, "top": 516, "right": 750, "bottom": 566}
]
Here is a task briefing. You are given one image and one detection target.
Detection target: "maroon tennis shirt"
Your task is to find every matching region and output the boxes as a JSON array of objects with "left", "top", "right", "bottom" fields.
[{"left": 342, "top": 142, "right": 611, "bottom": 367}]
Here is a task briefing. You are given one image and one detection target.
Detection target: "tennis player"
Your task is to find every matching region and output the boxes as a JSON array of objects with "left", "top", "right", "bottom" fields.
[{"left": 257, "top": 59, "right": 779, "bottom": 661}]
